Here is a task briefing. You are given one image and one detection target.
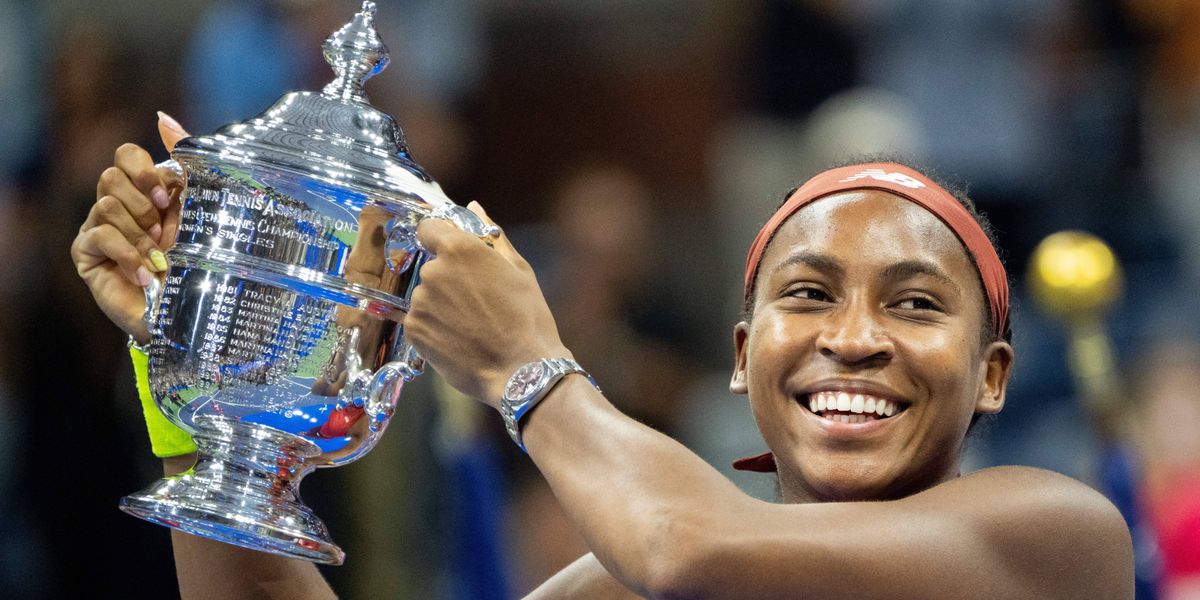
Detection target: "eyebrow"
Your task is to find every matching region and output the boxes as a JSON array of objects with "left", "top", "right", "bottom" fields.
[
  {"left": 766, "top": 252, "right": 845, "bottom": 281},
  {"left": 766, "top": 253, "right": 961, "bottom": 293},
  {"left": 879, "top": 259, "right": 961, "bottom": 293}
]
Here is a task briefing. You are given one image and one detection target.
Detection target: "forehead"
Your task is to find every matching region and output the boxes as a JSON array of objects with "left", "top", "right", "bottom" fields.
[{"left": 757, "top": 190, "right": 977, "bottom": 286}]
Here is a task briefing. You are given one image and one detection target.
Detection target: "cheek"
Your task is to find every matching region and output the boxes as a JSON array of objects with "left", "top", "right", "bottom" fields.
[
  {"left": 745, "top": 317, "right": 804, "bottom": 385},
  {"left": 902, "top": 328, "right": 983, "bottom": 411}
]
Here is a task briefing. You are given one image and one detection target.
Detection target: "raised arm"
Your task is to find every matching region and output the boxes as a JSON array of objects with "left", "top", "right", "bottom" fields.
[
  {"left": 524, "top": 376, "right": 1132, "bottom": 599},
  {"left": 72, "top": 116, "right": 336, "bottom": 600},
  {"left": 407, "top": 218, "right": 1134, "bottom": 600}
]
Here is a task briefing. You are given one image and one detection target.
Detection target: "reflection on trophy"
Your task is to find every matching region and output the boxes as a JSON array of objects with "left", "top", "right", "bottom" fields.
[{"left": 118, "top": 2, "right": 496, "bottom": 564}]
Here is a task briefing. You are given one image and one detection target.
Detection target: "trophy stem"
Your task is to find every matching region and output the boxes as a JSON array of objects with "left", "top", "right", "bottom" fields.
[{"left": 119, "top": 415, "right": 345, "bottom": 565}]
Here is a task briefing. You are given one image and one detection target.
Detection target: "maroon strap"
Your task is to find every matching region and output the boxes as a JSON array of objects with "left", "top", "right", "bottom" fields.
[{"left": 731, "top": 452, "right": 777, "bottom": 473}]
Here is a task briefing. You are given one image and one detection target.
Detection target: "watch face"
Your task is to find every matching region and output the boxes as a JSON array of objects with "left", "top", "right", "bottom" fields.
[{"left": 505, "top": 362, "right": 546, "bottom": 402}]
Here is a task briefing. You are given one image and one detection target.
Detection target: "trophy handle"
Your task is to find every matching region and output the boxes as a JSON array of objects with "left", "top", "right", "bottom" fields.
[
  {"left": 425, "top": 203, "right": 502, "bottom": 242},
  {"left": 156, "top": 158, "right": 184, "bottom": 177},
  {"left": 142, "top": 276, "right": 163, "bottom": 333},
  {"left": 346, "top": 342, "right": 423, "bottom": 433},
  {"left": 342, "top": 205, "right": 498, "bottom": 431}
]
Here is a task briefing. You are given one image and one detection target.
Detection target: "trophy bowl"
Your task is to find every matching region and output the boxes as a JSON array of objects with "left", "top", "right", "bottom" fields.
[{"left": 118, "top": 1, "right": 494, "bottom": 564}]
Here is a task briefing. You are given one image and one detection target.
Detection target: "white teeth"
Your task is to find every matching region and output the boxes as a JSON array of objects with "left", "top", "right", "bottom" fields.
[
  {"left": 836, "top": 392, "right": 851, "bottom": 411},
  {"left": 806, "top": 390, "right": 905, "bottom": 420}
]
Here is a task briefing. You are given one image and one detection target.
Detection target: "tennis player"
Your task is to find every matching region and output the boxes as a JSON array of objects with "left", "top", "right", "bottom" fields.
[{"left": 73, "top": 118, "right": 1133, "bottom": 599}]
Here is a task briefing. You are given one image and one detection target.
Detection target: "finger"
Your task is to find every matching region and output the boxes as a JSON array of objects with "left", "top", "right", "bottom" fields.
[
  {"left": 416, "top": 217, "right": 486, "bottom": 257},
  {"left": 466, "top": 201, "right": 518, "bottom": 254},
  {"left": 73, "top": 224, "right": 156, "bottom": 288},
  {"left": 85, "top": 195, "right": 165, "bottom": 272},
  {"left": 114, "top": 143, "right": 171, "bottom": 210},
  {"left": 157, "top": 111, "right": 190, "bottom": 152},
  {"left": 466, "top": 201, "right": 527, "bottom": 268},
  {"left": 95, "top": 166, "right": 161, "bottom": 233}
]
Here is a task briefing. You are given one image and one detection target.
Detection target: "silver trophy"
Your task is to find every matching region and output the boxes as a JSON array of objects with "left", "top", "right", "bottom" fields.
[{"left": 118, "top": 2, "right": 495, "bottom": 565}]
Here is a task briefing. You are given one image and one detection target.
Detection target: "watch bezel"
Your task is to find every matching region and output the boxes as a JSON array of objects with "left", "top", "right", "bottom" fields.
[
  {"left": 500, "top": 358, "right": 595, "bottom": 452},
  {"left": 502, "top": 360, "right": 550, "bottom": 405}
]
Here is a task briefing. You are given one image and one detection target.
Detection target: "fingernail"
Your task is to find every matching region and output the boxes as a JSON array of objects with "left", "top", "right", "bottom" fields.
[
  {"left": 150, "top": 249, "right": 168, "bottom": 272},
  {"left": 157, "top": 111, "right": 185, "bottom": 135},
  {"left": 151, "top": 185, "right": 170, "bottom": 209},
  {"left": 149, "top": 222, "right": 162, "bottom": 244},
  {"left": 136, "top": 266, "right": 153, "bottom": 287}
]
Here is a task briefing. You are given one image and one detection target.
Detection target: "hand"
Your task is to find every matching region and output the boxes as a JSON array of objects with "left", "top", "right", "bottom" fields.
[
  {"left": 407, "top": 203, "right": 572, "bottom": 408},
  {"left": 70, "top": 112, "right": 190, "bottom": 343}
]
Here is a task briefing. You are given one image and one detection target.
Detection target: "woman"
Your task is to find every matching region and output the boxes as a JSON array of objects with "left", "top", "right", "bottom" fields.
[{"left": 73, "top": 119, "right": 1133, "bottom": 598}]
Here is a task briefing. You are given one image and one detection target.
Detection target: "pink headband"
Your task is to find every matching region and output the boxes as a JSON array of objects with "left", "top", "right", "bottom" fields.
[{"left": 734, "top": 162, "right": 1009, "bottom": 474}]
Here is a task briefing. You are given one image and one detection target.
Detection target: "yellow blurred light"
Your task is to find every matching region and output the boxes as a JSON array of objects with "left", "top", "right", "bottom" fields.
[{"left": 1028, "top": 231, "right": 1122, "bottom": 320}]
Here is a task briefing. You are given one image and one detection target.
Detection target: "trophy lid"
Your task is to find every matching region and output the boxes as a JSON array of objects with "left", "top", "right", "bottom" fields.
[{"left": 172, "top": 1, "right": 452, "bottom": 207}]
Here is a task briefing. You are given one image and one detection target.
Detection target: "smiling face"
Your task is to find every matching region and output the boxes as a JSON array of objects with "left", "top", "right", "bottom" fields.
[{"left": 732, "top": 190, "right": 1013, "bottom": 503}]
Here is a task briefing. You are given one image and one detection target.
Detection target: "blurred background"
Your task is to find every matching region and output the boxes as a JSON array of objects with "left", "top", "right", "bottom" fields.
[{"left": 2, "top": 0, "right": 1199, "bottom": 597}]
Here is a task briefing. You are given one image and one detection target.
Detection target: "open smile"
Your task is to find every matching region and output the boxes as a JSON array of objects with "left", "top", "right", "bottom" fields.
[{"left": 801, "top": 390, "right": 909, "bottom": 425}]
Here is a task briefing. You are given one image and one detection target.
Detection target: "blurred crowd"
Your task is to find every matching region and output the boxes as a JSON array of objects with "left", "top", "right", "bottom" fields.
[{"left": 1, "top": 0, "right": 1199, "bottom": 598}]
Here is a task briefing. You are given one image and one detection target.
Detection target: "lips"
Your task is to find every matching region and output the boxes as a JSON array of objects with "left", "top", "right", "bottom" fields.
[{"left": 802, "top": 390, "right": 908, "bottom": 424}]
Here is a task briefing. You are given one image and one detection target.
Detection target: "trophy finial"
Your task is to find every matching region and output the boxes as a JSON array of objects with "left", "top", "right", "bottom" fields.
[{"left": 321, "top": 1, "right": 390, "bottom": 101}]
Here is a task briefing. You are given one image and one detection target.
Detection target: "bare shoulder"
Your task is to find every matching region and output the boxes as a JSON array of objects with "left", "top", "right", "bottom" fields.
[
  {"left": 948, "top": 465, "right": 1125, "bottom": 519},
  {"left": 921, "top": 465, "right": 1134, "bottom": 599}
]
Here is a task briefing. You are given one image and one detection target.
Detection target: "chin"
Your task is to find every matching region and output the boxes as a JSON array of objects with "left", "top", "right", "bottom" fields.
[{"left": 781, "top": 456, "right": 913, "bottom": 503}]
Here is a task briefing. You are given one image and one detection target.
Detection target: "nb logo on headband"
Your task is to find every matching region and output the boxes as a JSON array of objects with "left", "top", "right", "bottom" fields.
[{"left": 839, "top": 169, "right": 926, "bottom": 189}]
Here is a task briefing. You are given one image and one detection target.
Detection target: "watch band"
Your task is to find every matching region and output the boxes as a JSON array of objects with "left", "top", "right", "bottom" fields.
[{"left": 500, "top": 358, "right": 598, "bottom": 452}]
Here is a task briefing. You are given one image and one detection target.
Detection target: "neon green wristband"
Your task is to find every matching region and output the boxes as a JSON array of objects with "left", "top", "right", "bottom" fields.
[{"left": 130, "top": 343, "right": 197, "bottom": 457}]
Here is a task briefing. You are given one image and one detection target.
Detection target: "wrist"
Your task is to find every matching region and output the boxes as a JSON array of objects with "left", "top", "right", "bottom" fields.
[
  {"left": 499, "top": 355, "right": 596, "bottom": 452},
  {"left": 483, "top": 342, "right": 574, "bottom": 406},
  {"left": 162, "top": 453, "right": 196, "bottom": 476},
  {"left": 519, "top": 373, "right": 608, "bottom": 454},
  {"left": 130, "top": 342, "right": 197, "bottom": 458}
]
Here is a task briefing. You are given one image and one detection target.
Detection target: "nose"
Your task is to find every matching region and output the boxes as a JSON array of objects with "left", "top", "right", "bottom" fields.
[{"left": 815, "top": 297, "right": 894, "bottom": 366}]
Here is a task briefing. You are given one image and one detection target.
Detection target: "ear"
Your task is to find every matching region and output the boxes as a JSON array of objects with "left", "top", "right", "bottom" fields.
[
  {"left": 730, "top": 321, "right": 750, "bottom": 395},
  {"left": 974, "top": 340, "right": 1014, "bottom": 414}
]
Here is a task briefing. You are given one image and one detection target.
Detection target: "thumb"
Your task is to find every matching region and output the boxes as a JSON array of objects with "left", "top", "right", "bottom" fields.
[{"left": 157, "top": 111, "right": 190, "bottom": 152}]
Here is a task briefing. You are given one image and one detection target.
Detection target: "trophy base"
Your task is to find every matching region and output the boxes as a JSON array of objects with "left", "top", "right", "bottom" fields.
[{"left": 119, "top": 416, "right": 345, "bottom": 565}]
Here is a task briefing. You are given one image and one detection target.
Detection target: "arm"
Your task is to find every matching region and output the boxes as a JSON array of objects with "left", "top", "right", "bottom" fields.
[
  {"left": 527, "top": 378, "right": 1133, "bottom": 599},
  {"left": 162, "top": 456, "right": 336, "bottom": 600},
  {"left": 408, "top": 219, "right": 1134, "bottom": 600},
  {"left": 72, "top": 117, "right": 335, "bottom": 599},
  {"left": 524, "top": 553, "right": 643, "bottom": 600}
]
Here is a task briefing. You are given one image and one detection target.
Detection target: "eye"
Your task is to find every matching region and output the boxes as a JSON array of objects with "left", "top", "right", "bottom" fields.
[
  {"left": 785, "top": 285, "right": 833, "bottom": 303},
  {"left": 893, "top": 296, "right": 942, "bottom": 312}
]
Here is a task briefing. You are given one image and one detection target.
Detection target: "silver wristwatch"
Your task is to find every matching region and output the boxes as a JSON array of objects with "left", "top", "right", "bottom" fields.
[{"left": 500, "top": 358, "right": 598, "bottom": 452}]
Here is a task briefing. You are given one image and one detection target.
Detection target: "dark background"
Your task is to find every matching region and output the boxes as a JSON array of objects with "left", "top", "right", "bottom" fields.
[{"left": 1, "top": 0, "right": 1198, "bottom": 597}]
